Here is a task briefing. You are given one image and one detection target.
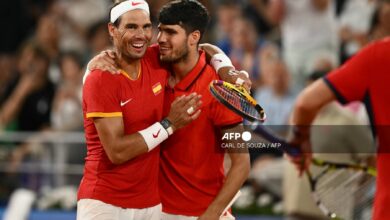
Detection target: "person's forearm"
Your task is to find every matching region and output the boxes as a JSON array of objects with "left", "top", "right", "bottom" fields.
[
  {"left": 0, "top": 87, "right": 29, "bottom": 126},
  {"left": 200, "top": 43, "right": 234, "bottom": 75},
  {"left": 200, "top": 43, "right": 224, "bottom": 58},
  {"left": 95, "top": 118, "right": 170, "bottom": 165},
  {"left": 290, "top": 79, "right": 336, "bottom": 139},
  {"left": 102, "top": 132, "right": 150, "bottom": 165},
  {"left": 204, "top": 153, "right": 250, "bottom": 216}
]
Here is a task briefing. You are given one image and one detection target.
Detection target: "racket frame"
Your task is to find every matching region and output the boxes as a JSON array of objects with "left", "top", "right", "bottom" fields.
[{"left": 209, "top": 80, "right": 266, "bottom": 122}]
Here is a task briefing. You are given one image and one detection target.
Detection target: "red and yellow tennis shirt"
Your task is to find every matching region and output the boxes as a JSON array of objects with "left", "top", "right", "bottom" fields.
[
  {"left": 159, "top": 51, "right": 242, "bottom": 216},
  {"left": 79, "top": 46, "right": 168, "bottom": 208},
  {"left": 325, "top": 37, "right": 390, "bottom": 220}
]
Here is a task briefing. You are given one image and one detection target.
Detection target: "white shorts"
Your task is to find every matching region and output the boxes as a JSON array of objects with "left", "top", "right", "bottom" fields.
[
  {"left": 77, "top": 199, "right": 161, "bottom": 220},
  {"left": 161, "top": 211, "right": 235, "bottom": 220},
  {"left": 161, "top": 212, "right": 197, "bottom": 220}
]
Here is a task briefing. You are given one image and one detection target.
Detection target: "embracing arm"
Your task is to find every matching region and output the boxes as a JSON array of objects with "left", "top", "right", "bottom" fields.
[{"left": 200, "top": 43, "right": 252, "bottom": 90}]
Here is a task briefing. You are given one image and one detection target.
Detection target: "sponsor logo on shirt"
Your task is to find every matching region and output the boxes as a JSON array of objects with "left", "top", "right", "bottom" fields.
[{"left": 120, "top": 98, "right": 132, "bottom": 107}]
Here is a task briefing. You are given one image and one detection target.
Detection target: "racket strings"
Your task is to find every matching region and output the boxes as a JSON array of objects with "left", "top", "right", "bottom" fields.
[
  {"left": 213, "top": 85, "right": 260, "bottom": 119},
  {"left": 313, "top": 169, "right": 375, "bottom": 220}
]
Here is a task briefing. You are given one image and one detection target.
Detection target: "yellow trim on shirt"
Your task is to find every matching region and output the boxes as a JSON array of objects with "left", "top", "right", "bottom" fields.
[
  {"left": 120, "top": 66, "right": 141, "bottom": 81},
  {"left": 86, "top": 112, "right": 123, "bottom": 118}
]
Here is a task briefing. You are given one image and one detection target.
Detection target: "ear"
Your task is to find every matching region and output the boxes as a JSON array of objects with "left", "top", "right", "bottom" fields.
[
  {"left": 108, "top": 23, "right": 116, "bottom": 39},
  {"left": 189, "top": 30, "right": 201, "bottom": 46}
]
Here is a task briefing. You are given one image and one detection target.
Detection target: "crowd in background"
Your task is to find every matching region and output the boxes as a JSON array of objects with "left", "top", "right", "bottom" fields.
[{"left": 0, "top": 0, "right": 389, "bottom": 217}]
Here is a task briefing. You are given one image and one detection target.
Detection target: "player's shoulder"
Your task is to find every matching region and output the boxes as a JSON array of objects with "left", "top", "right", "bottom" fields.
[
  {"left": 374, "top": 37, "right": 390, "bottom": 46},
  {"left": 363, "top": 37, "right": 390, "bottom": 53},
  {"left": 84, "top": 69, "right": 122, "bottom": 88}
]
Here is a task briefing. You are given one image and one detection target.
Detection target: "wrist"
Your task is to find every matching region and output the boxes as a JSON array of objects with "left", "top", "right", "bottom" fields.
[
  {"left": 160, "top": 117, "right": 174, "bottom": 135},
  {"left": 211, "top": 53, "right": 234, "bottom": 73},
  {"left": 292, "top": 125, "right": 310, "bottom": 138},
  {"left": 138, "top": 122, "right": 169, "bottom": 151}
]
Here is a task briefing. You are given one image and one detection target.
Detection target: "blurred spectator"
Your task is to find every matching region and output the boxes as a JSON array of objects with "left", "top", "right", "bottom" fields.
[
  {"left": 51, "top": 51, "right": 83, "bottom": 132},
  {"left": 33, "top": 13, "right": 62, "bottom": 84},
  {"left": 230, "top": 16, "right": 268, "bottom": 89},
  {"left": 254, "top": 58, "right": 295, "bottom": 133},
  {"left": 51, "top": 51, "right": 85, "bottom": 186},
  {"left": 0, "top": 55, "right": 17, "bottom": 106},
  {"left": 0, "top": 1, "right": 53, "bottom": 53},
  {"left": 0, "top": 42, "right": 55, "bottom": 203},
  {"left": 84, "top": 21, "right": 111, "bottom": 62},
  {"left": 268, "top": 0, "right": 339, "bottom": 92},
  {"left": 338, "top": 0, "right": 377, "bottom": 64},
  {"left": 35, "top": 14, "right": 60, "bottom": 62},
  {"left": 246, "top": 0, "right": 282, "bottom": 40},
  {"left": 370, "top": 0, "right": 390, "bottom": 41},
  {"left": 214, "top": 0, "right": 243, "bottom": 54},
  {"left": 48, "top": 0, "right": 110, "bottom": 53},
  {"left": 0, "top": 42, "right": 55, "bottom": 132}
]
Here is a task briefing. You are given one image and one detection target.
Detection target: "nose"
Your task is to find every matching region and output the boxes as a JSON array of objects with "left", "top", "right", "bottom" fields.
[
  {"left": 134, "top": 27, "right": 146, "bottom": 38},
  {"left": 157, "top": 32, "right": 166, "bottom": 43}
]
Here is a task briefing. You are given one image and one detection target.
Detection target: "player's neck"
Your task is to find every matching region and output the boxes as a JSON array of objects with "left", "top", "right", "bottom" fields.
[
  {"left": 171, "top": 49, "right": 199, "bottom": 81},
  {"left": 117, "top": 58, "right": 141, "bottom": 79}
]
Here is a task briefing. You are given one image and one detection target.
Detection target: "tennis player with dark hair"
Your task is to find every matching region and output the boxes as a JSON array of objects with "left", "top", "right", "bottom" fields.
[
  {"left": 157, "top": 1, "right": 250, "bottom": 220},
  {"left": 289, "top": 37, "right": 390, "bottom": 220},
  {"left": 78, "top": 1, "right": 202, "bottom": 220},
  {"left": 83, "top": 1, "right": 250, "bottom": 219}
]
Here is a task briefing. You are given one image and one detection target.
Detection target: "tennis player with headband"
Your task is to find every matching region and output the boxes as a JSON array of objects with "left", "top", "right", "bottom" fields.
[
  {"left": 78, "top": 1, "right": 202, "bottom": 220},
  {"left": 82, "top": 1, "right": 251, "bottom": 220}
]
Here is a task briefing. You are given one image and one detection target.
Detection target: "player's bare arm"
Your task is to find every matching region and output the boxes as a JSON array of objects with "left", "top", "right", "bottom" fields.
[
  {"left": 288, "top": 79, "right": 336, "bottom": 174},
  {"left": 198, "top": 124, "right": 250, "bottom": 220},
  {"left": 200, "top": 43, "right": 252, "bottom": 91},
  {"left": 94, "top": 93, "right": 202, "bottom": 165}
]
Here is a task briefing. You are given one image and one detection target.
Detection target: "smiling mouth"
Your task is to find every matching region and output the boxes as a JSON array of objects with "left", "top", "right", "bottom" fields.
[
  {"left": 131, "top": 43, "right": 145, "bottom": 49},
  {"left": 159, "top": 46, "right": 171, "bottom": 53}
]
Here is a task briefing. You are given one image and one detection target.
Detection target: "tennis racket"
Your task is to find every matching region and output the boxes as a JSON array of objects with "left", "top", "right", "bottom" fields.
[
  {"left": 253, "top": 125, "right": 376, "bottom": 220},
  {"left": 209, "top": 80, "right": 266, "bottom": 122}
]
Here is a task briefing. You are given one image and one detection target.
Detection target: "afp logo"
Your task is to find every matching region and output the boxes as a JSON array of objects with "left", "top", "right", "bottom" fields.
[{"left": 222, "top": 131, "right": 252, "bottom": 142}]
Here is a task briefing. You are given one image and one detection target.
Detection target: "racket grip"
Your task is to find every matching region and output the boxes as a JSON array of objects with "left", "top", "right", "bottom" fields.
[{"left": 253, "top": 125, "right": 301, "bottom": 157}]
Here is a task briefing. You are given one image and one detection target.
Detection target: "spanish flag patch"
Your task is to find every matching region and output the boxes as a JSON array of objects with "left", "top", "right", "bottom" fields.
[{"left": 152, "top": 82, "right": 162, "bottom": 95}]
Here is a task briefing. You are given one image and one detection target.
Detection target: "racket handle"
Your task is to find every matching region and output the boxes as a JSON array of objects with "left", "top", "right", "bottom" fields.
[{"left": 253, "top": 125, "right": 301, "bottom": 156}]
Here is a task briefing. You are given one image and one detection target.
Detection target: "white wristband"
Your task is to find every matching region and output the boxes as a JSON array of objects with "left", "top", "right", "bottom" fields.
[
  {"left": 138, "top": 122, "right": 169, "bottom": 151},
  {"left": 211, "top": 53, "right": 234, "bottom": 73}
]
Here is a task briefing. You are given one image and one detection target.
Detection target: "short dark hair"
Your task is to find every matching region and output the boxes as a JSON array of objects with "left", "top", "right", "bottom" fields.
[{"left": 158, "top": 0, "right": 209, "bottom": 39}]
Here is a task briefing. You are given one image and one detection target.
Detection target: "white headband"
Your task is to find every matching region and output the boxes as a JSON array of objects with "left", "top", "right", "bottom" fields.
[{"left": 110, "top": 0, "right": 150, "bottom": 23}]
